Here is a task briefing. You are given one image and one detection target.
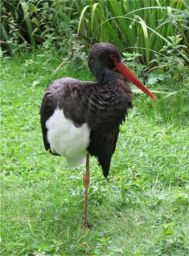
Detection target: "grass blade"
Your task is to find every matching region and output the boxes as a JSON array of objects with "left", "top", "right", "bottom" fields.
[{"left": 20, "top": 0, "right": 36, "bottom": 51}]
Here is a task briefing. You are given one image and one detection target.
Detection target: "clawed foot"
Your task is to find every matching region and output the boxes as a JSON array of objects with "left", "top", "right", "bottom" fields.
[{"left": 83, "top": 222, "right": 92, "bottom": 229}]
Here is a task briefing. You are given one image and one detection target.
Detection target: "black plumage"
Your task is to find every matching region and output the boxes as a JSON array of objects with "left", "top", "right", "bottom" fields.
[
  {"left": 40, "top": 43, "right": 156, "bottom": 227},
  {"left": 40, "top": 43, "right": 132, "bottom": 177}
]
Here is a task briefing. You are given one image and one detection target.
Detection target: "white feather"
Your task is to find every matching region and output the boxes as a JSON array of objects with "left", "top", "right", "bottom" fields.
[{"left": 46, "top": 108, "right": 90, "bottom": 166}]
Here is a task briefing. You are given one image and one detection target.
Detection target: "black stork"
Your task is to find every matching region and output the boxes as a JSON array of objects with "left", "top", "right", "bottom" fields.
[{"left": 40, "top": 43, "right": 156, "bottom": 228}]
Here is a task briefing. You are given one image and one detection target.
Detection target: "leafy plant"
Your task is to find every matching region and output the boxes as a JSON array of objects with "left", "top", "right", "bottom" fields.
[
  {"left": 78, "top": 0, "right": 189, "bottom": 66},
  {"left": 1, "top": 0, "right": 85, "bottom": 55}
]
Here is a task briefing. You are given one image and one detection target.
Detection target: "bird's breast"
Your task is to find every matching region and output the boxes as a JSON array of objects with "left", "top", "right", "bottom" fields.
[{"left": 87, "top": 85, "right": 130, "bottom": 132}]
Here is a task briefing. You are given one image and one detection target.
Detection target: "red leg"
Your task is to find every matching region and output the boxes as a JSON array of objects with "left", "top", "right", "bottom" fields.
[{"left": 84, "top": 153, "right": 90, "bottom": 228}]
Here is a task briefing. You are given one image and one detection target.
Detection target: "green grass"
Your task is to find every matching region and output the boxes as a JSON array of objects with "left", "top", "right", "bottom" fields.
[{"left": 1, "top": 53, "right": 189, "bottom": 256}]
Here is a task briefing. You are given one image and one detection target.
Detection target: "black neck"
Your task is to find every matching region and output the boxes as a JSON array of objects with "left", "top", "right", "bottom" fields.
[{"left": 92, "top": 61, "right": 120, "bottom": 85}]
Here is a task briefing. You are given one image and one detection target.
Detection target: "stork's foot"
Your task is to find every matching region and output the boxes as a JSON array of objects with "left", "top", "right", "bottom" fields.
[{"left": 83, "top": 222, "right": 92, "bottom": 229}]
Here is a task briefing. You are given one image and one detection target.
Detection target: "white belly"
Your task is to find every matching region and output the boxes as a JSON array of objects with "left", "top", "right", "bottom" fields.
[{"left": 46, "top": 108, "right": 90, "bottom": 166}]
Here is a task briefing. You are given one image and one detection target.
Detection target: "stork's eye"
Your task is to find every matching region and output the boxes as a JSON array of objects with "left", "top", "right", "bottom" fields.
[{"left": 110, "top": 53, "right": 118, "bottom": 63}]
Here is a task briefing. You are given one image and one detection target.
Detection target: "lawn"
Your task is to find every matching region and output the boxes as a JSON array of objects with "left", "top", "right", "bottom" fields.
[{"left": 1, "top": 53, "right": 189, "bottom": 256}]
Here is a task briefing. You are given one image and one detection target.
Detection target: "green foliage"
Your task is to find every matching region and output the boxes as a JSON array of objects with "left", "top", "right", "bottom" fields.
[
  {"left": 78, "top": 0, "right": 189, "bottom": 66},
  {"left": 1, "top": 0, "right": 85, "bottom": 55},
  {"left": 1, "top": 0, "right": 189, "bottom": 68},
  {"left": 1, "top": 53, "right": 189, "bottom": 255}
]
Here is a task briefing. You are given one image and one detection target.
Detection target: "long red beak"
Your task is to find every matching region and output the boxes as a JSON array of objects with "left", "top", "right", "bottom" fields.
[{"left": 115, "top": 61, "right": 157, "bottom": 100}]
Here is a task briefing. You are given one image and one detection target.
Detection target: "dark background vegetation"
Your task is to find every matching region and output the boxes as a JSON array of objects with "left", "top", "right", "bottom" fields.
[
  {"left": 1, "top": 1, "right": 189, "bottom": 61},
  {"left": 1, "top": 0, "right": 189, "bottom": 94}
]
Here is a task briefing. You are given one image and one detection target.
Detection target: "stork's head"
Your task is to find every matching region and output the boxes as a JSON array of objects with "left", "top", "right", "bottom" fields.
[{"left": 88, "top": 43, "right": 156, "bottom": 100}]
